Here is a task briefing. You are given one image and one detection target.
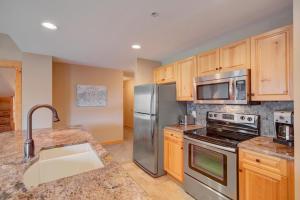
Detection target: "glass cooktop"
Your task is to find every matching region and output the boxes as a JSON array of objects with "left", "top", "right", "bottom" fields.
[{"left": 184, "top": 127, "right": 257, "bottom": 149}]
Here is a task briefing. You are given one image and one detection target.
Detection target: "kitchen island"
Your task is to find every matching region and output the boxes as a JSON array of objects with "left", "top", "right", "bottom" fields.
[{"left": 0, "top": 128, "right": 149, "bottom": 200}]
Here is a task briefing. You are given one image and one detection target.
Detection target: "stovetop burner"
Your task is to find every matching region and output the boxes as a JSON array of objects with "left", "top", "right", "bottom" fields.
[{"left": 184, "top": 111, "right": 260, "bottom": 149}]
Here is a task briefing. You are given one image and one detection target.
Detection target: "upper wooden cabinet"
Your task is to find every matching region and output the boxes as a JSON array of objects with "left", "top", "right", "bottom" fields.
[
  {"left": 251, "top": 25, "right": 293, "bottom": 101},
  {"left": 197, "top": 39, "right": 250, "bottom": 76},
  {"left": 220, "top": 38, "right": 251, "bottom": 71},
  {"left": 196, "top": 49, "right": 220, "bottom": 76},
  {"left": 239, "top": 148, "right": 294, "bottom": 200},
  {"left": 153, "top": 63, "right": 176, "bottom": 84},
  {"left": 176, "top": 56, "right": 197, "bottom": 101}
]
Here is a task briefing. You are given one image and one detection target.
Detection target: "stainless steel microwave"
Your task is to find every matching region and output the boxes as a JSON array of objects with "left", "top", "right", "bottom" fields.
[{"left": 193, "top": 69, "right": 250, "bottom": 104}]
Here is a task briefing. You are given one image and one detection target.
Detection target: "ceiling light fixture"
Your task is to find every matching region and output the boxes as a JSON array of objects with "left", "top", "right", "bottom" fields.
[
  {"left": 131, "top": 44, "right": 141, "bottom": 49},
  {"left": 41, "top": 22, "right": 58, "bottom": 30}
]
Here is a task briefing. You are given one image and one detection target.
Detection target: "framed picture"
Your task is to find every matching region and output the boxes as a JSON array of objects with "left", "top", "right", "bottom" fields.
[{"left": 76, "top": 84, "right": 107, "bottom": 107}]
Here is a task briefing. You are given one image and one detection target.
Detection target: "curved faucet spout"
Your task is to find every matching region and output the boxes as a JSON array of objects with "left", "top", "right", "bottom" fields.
[{"left": 24, "top": 104, "right": 60, "bottom": 161}]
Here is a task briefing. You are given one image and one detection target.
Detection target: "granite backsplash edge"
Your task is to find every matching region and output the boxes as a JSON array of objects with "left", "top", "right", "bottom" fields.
[{"left": 187, "top": 101, "right": 294, "bottom": 137}]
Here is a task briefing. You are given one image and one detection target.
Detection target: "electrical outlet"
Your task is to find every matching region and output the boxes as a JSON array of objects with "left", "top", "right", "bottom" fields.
[{"left": 191, "top": 111, "right": 196, "bottom": 118}]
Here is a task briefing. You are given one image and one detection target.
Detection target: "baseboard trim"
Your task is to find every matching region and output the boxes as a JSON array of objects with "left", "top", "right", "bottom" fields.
[{"left": 101, "top": 139, "right": 123, "bottom": 145}]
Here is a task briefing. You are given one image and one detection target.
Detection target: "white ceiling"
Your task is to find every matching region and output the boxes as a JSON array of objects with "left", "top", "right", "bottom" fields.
[{"left": 0, "top": 0, "right": 293, "bottom": 70}]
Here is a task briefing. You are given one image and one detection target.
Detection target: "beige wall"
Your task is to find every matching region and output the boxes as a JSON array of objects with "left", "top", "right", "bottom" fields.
[
  {"left": 0, "top": 33, "right": 53, "bottom": 130},
  {"left": 123, "top": 79, "right": 134, "bottom": 128},
  {"left": 293, "top": 0, "right": 300, "bottom": 198},
  {"left": 22, "top": 53, "right": 53, "bottom": 129},
  {"left": 135, "top": 58, "right": 160, "bottom": 85},
  {"left": 0, "top": 33, "right": 22, "bottom": 61},
  {"left": 53, "top": 62, "right": 123, "bottom": 143}
]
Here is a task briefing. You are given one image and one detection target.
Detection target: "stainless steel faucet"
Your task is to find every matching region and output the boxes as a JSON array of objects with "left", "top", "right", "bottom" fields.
[{"left": 24, "top": 104, "right": 60, "bottom": 160}]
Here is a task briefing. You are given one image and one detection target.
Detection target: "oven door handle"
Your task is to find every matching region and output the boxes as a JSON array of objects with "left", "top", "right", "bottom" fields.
[{"left": 184, "top": 136, "right": 237, "bottom": 153}]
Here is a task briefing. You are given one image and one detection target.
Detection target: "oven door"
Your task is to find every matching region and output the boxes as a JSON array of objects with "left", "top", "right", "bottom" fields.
[{"left": 184, "top": 136, "right": 237, "bottom": 200}]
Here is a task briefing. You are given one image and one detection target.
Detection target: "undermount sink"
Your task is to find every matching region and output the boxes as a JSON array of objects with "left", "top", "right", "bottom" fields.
[{"left": 23, "top": 143, "right": 104, "bottom": 188}]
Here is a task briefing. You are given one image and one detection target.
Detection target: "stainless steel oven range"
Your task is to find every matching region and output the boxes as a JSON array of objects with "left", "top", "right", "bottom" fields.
[{"left": 183, "top": 112, "right": 260, "bottom": 200}]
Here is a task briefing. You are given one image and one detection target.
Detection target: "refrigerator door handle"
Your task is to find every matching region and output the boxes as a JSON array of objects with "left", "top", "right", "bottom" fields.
[{"left": 150, "top": 86, "right": 154, "bottom": 145}]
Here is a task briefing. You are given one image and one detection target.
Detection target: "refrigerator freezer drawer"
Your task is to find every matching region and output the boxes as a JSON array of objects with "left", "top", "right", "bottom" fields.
[{"left": 133, "top": 113, "right": 158, "bottom": 175}]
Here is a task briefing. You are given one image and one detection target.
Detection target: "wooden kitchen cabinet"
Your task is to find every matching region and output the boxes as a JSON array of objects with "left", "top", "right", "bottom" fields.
[
  {"left": 196, "top": 49, "right": 220, "bottom": 76},
  {"left": 239, "top": 149, "right": 294, "bottom": 200},
  {"left": 176, "top": 56, "right": 197, "bottom": 101},
  {"left": 250, "top": 25, "right": 293, "bottom": 101},
  {"left": 164, "top": 129, "right": 184, "bottom": 182},
  {"left": 220, "top": 38, "right": 251, "bottom": 71},
  {"left": 153, "top": 63, "right": 176, "bottom": 84}
]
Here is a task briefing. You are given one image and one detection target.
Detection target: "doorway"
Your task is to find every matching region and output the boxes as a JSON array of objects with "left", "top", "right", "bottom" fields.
[
  {"left": 123, "top": 79, "right": 134, "bottom": 129},
  {"left": 0, "top": 61, "right": 22, "bottom": 132}
]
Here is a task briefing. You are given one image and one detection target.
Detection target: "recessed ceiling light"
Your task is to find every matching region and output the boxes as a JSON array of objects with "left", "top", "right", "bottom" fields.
[
  {"left": 41, "top": 22, "right": 58, "bottom": 30},
  {"left": 131, "top": 44, "right": 141, "bottom": 49}
]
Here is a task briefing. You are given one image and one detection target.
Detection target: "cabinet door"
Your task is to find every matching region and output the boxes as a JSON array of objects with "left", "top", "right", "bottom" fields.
[
  {"left": 239, "top": 162, "right": 288, "bottom": 200},
  {"left": 154, "top": 64, "right": 176, "bottom": 84},
  {"left": 164, "top": 132, "right": 183, "bottom": 182},
  {"left": 197, "top": 49, "right": 220, "bottom": 76},
  {"left": 168, "top": 138, "right": 183, "bottom": 182},
  {"left": 176, "top": 56, "right": 197, "bottom": 101},
  {"left": 164, "top": 135, "right": 170, "bottom": 172},
  {"left": 153, "top": 67, "right": 165, "bottom": 83},
  {"left": 251, "top": 25, "right": 293, "bottom": 101},
  {"left": 220, "top": 39, "right": 250, "bottom": 71}
]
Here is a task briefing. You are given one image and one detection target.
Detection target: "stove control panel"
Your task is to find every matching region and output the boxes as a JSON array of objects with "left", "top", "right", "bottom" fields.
[{"left": 207, "top": 112, "right": 257, "bottom": 124}]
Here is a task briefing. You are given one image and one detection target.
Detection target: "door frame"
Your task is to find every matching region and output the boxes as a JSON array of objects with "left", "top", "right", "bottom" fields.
[{"left": 0, "top": 60, "right": 22, "bottom": 131}]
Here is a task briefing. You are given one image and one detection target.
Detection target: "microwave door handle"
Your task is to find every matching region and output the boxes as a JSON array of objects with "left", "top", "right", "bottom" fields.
[{"left": 229, "top": 79, "right": 235, "bottom": 100}]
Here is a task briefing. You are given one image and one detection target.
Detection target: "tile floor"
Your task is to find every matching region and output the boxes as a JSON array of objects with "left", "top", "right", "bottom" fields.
[{"left": 103, "top": 128, "right": 194, "bottom": 200}]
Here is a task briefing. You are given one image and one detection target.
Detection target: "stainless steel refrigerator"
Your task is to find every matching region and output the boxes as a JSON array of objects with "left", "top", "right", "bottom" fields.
[{"left": 133, "top": 83, "right": 186, "bottom": 177}]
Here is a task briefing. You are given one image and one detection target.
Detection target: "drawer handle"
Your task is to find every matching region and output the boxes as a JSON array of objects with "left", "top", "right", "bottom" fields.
[{"left": 255, "top": 159, "right": 260, "bottom": 163}]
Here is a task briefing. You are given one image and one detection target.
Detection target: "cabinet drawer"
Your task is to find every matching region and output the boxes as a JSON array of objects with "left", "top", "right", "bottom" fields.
[
  {"left": 0, "top": 110, "right": 10, "bottom": 117},
  {"left": 239, "top": 149, "right": 287, "bottom": 176},
  {"left": 0, "top": 117, "right": 10, "bottom": 125},
  {"left": 164, "top": 129, "right": 183, "bottom": 141}
]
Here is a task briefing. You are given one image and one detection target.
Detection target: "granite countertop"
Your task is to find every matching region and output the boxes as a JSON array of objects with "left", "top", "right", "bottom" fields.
[
  {"left": 164, "top": 124, "right": 204, "bottom": 132},
  {"left": 238, "top": 136, "right": 294, "bottom": 160},
  {"left": 0, "top": 128, "right": 149, "bottom": 200}
]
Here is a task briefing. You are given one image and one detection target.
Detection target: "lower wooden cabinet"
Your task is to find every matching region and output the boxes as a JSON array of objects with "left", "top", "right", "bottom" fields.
[
  {"left": 239, "top": 149, "right": 294, "bottom": 200},
  {"left": 164, "top": 129, "right": 184, "bottom": 182}
]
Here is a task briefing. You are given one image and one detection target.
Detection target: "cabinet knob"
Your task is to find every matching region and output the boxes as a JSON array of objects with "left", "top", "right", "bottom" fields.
[
  {"left": 215, "top": 68, "right": 219, "bottom": 70},
  {"left": 219, "top": 67, "right": 222, "bottom": 70},
  {"left": 255, "top": 159, "right": 260, "bottom": 163},
  {"left": 239, "top": 169, "right": 243, "bottom": 172},
  {"left": 181, "top": 147, "right": 183, "bottom": 150},
  {"left": 251, "top": 93, "right": 255, "bottom": 96}
]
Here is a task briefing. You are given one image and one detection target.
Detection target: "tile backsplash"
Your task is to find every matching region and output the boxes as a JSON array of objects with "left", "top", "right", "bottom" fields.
[{"left": 187, "top": 102, "right": 294, "bottom": 137}]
